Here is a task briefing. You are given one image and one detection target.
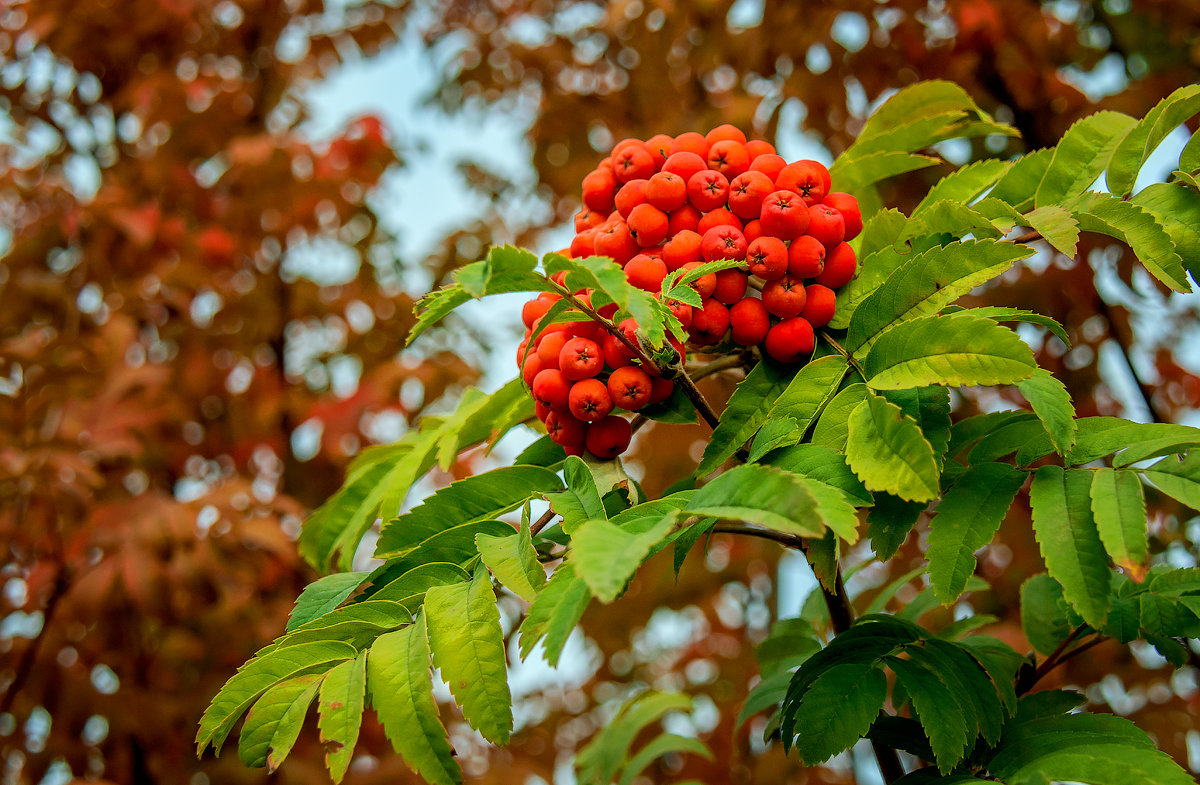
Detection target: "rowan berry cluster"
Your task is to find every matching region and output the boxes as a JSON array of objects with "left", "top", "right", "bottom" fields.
[{"left": 517, "top": 125, "right": 862, "bottom": 458}]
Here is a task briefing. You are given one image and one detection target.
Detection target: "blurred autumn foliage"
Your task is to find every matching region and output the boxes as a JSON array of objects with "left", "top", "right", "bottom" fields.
[{"left": 2, "top": 1, "right": 1199, "bottom": 784}]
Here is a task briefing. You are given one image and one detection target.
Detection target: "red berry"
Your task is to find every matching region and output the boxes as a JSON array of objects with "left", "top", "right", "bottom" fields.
[
  {"left": 625, "top": 254, "right": 669, "bottom": 292},
  {"left": 603, "top": 333, "right": 636, "bottom": 369},
  {"left": 697, "top": 207, "right": 741, "bottom": 236},
  {"left": 568, "top": 378, "right": 614, "bottom": 422},
  {"left": 765, "top": 317, "right": 815, "bottom": 362},
  {"left": 645, "top": 171, "right": 688, "bottom": 212},
  {"left": 689, "top": 298, "right": 730, "bottom": 345},
  {"left": 522, "top": 295, "right": 555, "bottom": 329},
  {"left": 534, "top": 400, "right": 552, "bottom": 422},
  {"left": 823, "top": 192, "right": 863, "bottom": 240},
  {"left": 648, "top": 377, "right": 675, "bottom": 405},
  {"left": 815, "top": 242, "right": 857, "bottom": 288},
  {"left": 787, "top": 235, "right": 827, "bottom": 278},
  {"left": 585, "top": 415, "right": 633, "bottom": 459},
  {"left": 645, "top": 133, "right": 674, "bottom": 169},
  {"left": 667, "top": 203, "right": 702, "bottom": 235},
  {"left": 760, "top": 190, "right": 811, "bottom": 240},
  {"left": 687, "top": 170, "right": 730, "bottom": 212},
  {"left": 776, "top": 160, "right": 831, "bottom": 205},
  {"left": 730, "top": 297, "right": 770, "bottom": 346},
  {"left": 615, "top": 178, "right": 649, "bottom": 218},
  {"left": 546, "top": 410, "right": 587, "bottom": 447},
  {"left": 522, "top": 352, "right": 544, "bottom": 386},
  {"left": 749, "top": 153, "right": 786, "bottom": 181},
  {"left": 762, "top": 274, "right": 808, "bottom": 318},
  {"left": 575, "top": 208, "right": 605, "bottom": 232},
  {"left": 664, "top": 297, "right": 694, "bottom": 331},
  {"left": 607, "top": 366, "right": 654, "bottom": 410},
  {"left": 661, "top": 151, "right": 708, "bottom": 184},
  {"left": 670, "top": 132, "right": 710, "bottom": 159},
  {"left": 800, "top": 283, "right": 837, "bottom": 328},
  {"left": 706, "top": 139, "right": 750, "bottom": 179},
  {"left": 559, "top": 337, "right": 604, "bottom": 380},
  {"left": 662, "top": 229, "right": 702, "bottom": 271},
  {"left": 746, "top": 235, "right": 789, "bottom": 280},
  {"left": 593, "top": 219, "right": 639, "bottom": 266},
  {"left": 582, "top": 168, "right": 616, "bottom": 213},
  {"left": 679, "top": 262, "right": 716, "bottom": 299},
  {"left": 611, "top": 143, "right": 655, "bottom": 183},
  {"left": 705, "top": 124, "right": 747, "bottom": 145},
  {"left": 700, "top": 225, "right": 748, "bottom": 263},
  {"left": 712, "top": 268, "right": 749, "bottom": 304},
  {"left": 537, "top": 331, "right": 569, "bottom": 368},
  {"left": 728, "top": 170, "right": 775, "bottom": 220},
  {"left": 745, "top": 139, "right": 776, "bottom": 159},
  {"left": 533, "top": 368, "right": 572, "bottom": 411},
  {"left": 807, "top": 203, "right": 846, "bottom": 249},
  {"left": 570, "top": 228, "right": 598, "bottom": 257},
  {"left": 742, "top": 218, "right": 764, "bottom": 243},
  {"left": 627, "top": 203, "right": 670, "bottom": 248}
]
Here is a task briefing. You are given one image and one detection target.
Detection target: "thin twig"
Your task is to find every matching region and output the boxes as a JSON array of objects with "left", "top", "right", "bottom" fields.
[
  {"left": 529, "top": 509, "right": 557, "bottom": 536},
  {"left": 686, "top": 353, "right": 747, "bottom": 381},
  {"left": 1019, "top": 625, "right": 1088, "bottom": 695},
  {"left": 821, "top": 332, "right": 868, "bottom": 379}
]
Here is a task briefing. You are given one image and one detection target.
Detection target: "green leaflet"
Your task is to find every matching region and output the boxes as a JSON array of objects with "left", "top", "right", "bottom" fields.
[
  {"left": 1034, "top": 110, "right": 1135, "bottom": 207},
  {"left": 1066, "top": 417, "right": 1200, "bottom": 466},
  {"left": 286, "top": 572, "right": 368, "bottom": 632},
  {"left": 197, "top": 641, "right": 357, "bottom": 755},
  {"left": 367, "top": 562, "right": 471, "bottom": 607},
  {"left": 1016, "top": 368, "right": 1078, "bottom": 455},
  {"left": 407, "top": 285, "right": 472, "bottom": 346},
  {"left": 367, "top": 615, "right": 462, "bottom": 785},
  {"left": 237, "top": 674, "right": 322, "bottom": 770},
  {"left": 974, "top": 196, "right": 1028, "bottom": 234},
  {"left": 736, "top": 670, "right": 792, "bottom": 730},
  {"left": 454, "top": 245, "right": 544, "bottom": 297},
  {"left": 475, "top": 517, "right": 546, "bottom": 602},
  {"left": 810, "top": 382, "right": 870, "bottom": 451},
  {"left": 374, "top": 465, "right": 562, "bottom": 558},
  {"left": 1142, "top": 451, "right": 1200, "bottom": 511},
  {"left": 913, "top": 158, "right": 1011, "bottom": 214},
  {"left": 545, "top": 455, "right": 606, "bottom": 534},
  {"left": 887, "top": 653, "right": 971, "bottom": 772},
  {"left": 761, "top": 354, "right": 849, "bottom": 435},
  {"left": 542, "top": 252, "right": 677, "bottom": 347},
  {"left": 1182, "top": 127, "right": 1200, "bottom": 173},
  {"left": 1021, "top": 205, "right": 1080, "bottom": 258},
  {"left": 575, "top": 691, "right": 693, "bottom": 785},
  {"left": 866, "top": 494, "right": 925, "bottom": 560},
  {"left": 927, "top": 463, "right": 1026, "bottom": 604},
  {"left": 900, "top": 200, "right": 1002, "bottom": 240},
  {"left": 317, "top": 651, "right": 367, "bottom": 783},
  {"left": 424, "top": 569, "right": 512, "bottom": 745},
  {"left": 1132, "top": 182, "right": 1200, "bottom": 281},
  {"left": 846, "top": 239, "right": 1033, "bottom": 355},
  {"left": 1061, "top": 191, "right": 1190, "bottom": 292},
  {"left": 517, "top": 563, "right": 591, "bottom": 665},
  {"left": 568, "top": 511, "right": 679, "bottom": 602},
  {"left": 1107, "top": 83, "right": 1200, "bottom": 197},
  {"left": 1020, "top": 574, "right": 1076, "bottom": 656},
  {"left": 789, "top": 663, "right": 888, "bottom": 765},
  {"left": 747, "top": 416, "right": 801, "bottom": 461},
  {"left": 959, "top": 306, "right": 1070, "bottom": 345},
  {"left": 765, "top": 443, "right": 873, "bottom": 506},
  {"left": 988, "top": 148, "right": 1053, "bottom": 211},
  {"left": 846, "top": 392, "right": 940, "bottom": 503},
  {"left": 754, "top": 617, "right": 822, "bottom": 676},
  {"left": 833, "top": 149, "right": 942, "bottom": 194},
  {"left": 1089, "top": 468, "right": 1148, "bottom": 575},
  {"left": 862, "top": 313, "right": 1038, "bottom": 390},
  {"left": 697, "top": 359, "right": 793, "bottom": 476},
  {"left": 850, "top": 81, "right": 1015, "bottom": 150},
  {"left": 379, "top": 519, "right": 514, "bottom": 574},
  {"left": 882, "top": 386, "right": 952, "bottom": 465},
  {"left": 616, "top": 734, "right": 713, "bottom": 785},
  {"left": 686, "top": 464, "right": 859, "bottom": 543},
  {"left": 269, "top": 600, "right": 412, "bottom": 652},
  {"left": 1029, "top": 467, "right": 1111, "bottom": 628}
]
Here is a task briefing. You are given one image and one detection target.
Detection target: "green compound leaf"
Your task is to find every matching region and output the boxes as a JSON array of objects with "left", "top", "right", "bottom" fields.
[
  {"left": 1089, "top": 468, "right": 1149, "bottom": 577},
  {"left": 1107, "top": 83, "right": 1200, "bottom": 197},
  {"left": 886, "top": 653, "right": 972, "bottom": 771},
  {"left": 367, "top": 615, "right": 462, "bottom": 785},
  {"left": 862, "top": 313, "right": 1037, "bottom": 391},
  {"left": 789, "top": 663, "right": 888, "bottom": 765},
  {"left": 518, "top": 563, "right": 591, "bottom": 665},
  {"left": 928, "top": 462, "right": 1026, "bottom": 604},
  {"left": 317, "top": 651, "right": 367, "bottom": 783},
  {"left": 1062, "top": 191, "right": 1190, "bottom": 292},
  {"left": 846, "top": 392, "right": 940, "bottom": 503},
  {"left": 1029, "top": 467, "right": 1111, "bottom": 628},
  {"left": 1034, "top": 110, "right": 1135, "bottom": 207},
  {"left": 424, "top": 569, "right": 512, "bottom": 745},
  {"left": 476, "top": 517, "right": 546, "bottom": 602},
  {"left": 764, "top": 443, "right": 872, "bottom": 506},
  {"left": 237, "top": 674, "right": 322, "bottom": 770},
  {"left": 569, "top": 511, "right": 678, "bottom": 603},
  {"left": 687, "top": 464, "right": 859, "bottom": 542},
  {"left": 846, "top": 239, "right": 1034, "bottom": 355},
  {"left": 1142, "top": 451, "right": 1200, "bottom": 512},
  {"left": 1017, "top": 368, "right": 1078, "bottom": 455},
  {"left": 543, "top": 252, "right": 677, "bottom": 348},
  {"left": 198, "top": 641, "right": 357, "bottom": 756},
  {"left": 697, "top": 359, "right": 794, "bottom": 476},
  {"left": 374, "top": 464, "right": 562, "bottom": 559}
]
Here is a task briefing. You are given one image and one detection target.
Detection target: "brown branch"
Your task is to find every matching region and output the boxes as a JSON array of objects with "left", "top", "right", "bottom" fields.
[
  {"left": 1018, "top": 625, "right": 1090, "bottom": 695},
  {"left": 686, "top": 352, "right": 746, "bottom": 381},
  {"left": 529, "top": 508, "right": 557, "bottom": 536}
]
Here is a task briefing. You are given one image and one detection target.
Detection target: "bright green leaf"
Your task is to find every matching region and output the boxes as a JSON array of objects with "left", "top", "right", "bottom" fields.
[
  {"left": 1062, "top": 191, "right": 1190, "bottom": 292},
  {"left": 546, "top": 455, "right": 607, "bottom": 534},
  {"left": 1017, "top": 368, "right": 1078, "bottom": 455},
  {"left": 287, "top": 572, "right": 368, "bottom": 632},
  {"left": 1107, "top": 84, "right": 1200, "bottom": 197},
  {"left": 697, "top": 359, "right": 793, "bottom": 476},
  {"left": 476, "top": 518, "right": 546, "bottom": 602},
  {"left": 518, "top": 564, "right": 591, "bottom": 665},
  {"left": 1089, "top": 468, "right": 1148, "bottom": 576},
  {"left": 237, "top": 674, "right": 322, "bottom": 770},
  {"left": 317, "top": 652, "right": 367, "bottom": 783},
  {"left": 569, "top": 512, "right": 678, "bottom": 602},
  {"left": 846, "top": 392, "right": 941, "bottom": 503},
  {"left": 1035, "top": 111, "right": 1135, "bottom": 207},
  {"left": 1029, "top": 467, "right": 1111, "bottom": 628}
]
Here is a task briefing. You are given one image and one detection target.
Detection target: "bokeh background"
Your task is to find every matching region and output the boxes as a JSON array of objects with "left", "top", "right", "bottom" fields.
[{"left": 2, "top": 1, "right": 1200, "bottom": 783}]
